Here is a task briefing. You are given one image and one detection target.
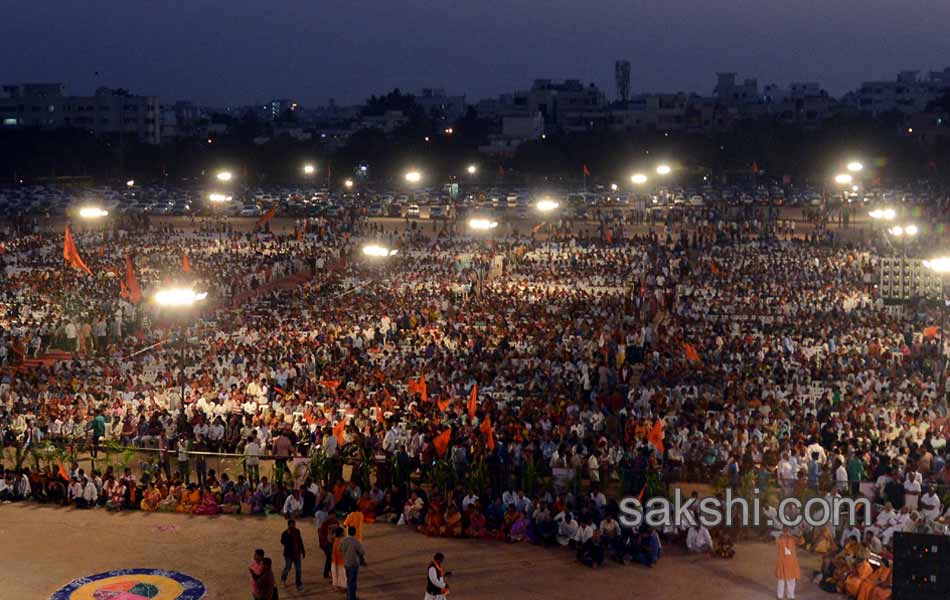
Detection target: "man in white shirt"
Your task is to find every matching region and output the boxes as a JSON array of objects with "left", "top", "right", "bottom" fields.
[
  {"left": 282, "top": 488, "right": 304, "bottom": 518},
  {"left": 80, "top": 476, "right": 98, "bottom": 508},
  {"left": 686, "top": 523, "right": 713, "bottom": 553},
  {"left": 243, "top": 435, "right": 261, "bottom": 483}
]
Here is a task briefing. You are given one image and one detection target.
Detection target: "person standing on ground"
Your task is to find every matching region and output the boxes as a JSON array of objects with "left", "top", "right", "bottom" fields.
[
  {"left": 280, "top": 519, "right": 305, "bottom": 592},
  {"left": 339, "top": 525, "right": 366, "bottom": 600},
  {"left": 775, "top": 526, "right": 803, "bottom": 600},
  {"left": 424, "top": 552, "right": 450, "bottom": 600},
  {"left": 317, "top": 506, "right": 339, "bottom": 580},
  {"left": 248, "top": 548, "right": 266, "bottom": 599}
]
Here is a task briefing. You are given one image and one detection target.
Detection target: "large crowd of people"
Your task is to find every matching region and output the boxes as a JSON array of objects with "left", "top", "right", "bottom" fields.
[{"left": 1, "top": 209, "right": 949, "bottom": 599}]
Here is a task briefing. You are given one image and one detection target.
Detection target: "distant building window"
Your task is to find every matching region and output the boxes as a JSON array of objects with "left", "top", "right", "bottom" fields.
[{"left": 2, "top": 118, "right": 17, "bottom": 126}]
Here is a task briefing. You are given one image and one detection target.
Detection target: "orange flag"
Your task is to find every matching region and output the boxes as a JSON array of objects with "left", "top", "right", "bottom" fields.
[
  {"left": 437, "top": 396, "right": 451, "bottom": 412},
  {"left": 374, "top": 401, "right": 385, "bottom": 425},
  {"left": 480, "top": 416, "right": 495, "bottom": 451},
  {"left": 256, "top": 205, "right": 278, "bottom": 227},
  {"left": 63, "top": 225, "right": 92, "bottom": 275},
  {"left": 647, "top": 419, "right": 664, "bottom": 453},
  {"left": 408, "top": 373, "right": 428, "bottom": 402},
  {"left": 58, "top": 462, "right": 70, "bottom": 481},
  {"left": 709, "top": 261, "right": 721, "bottom": 276},
  {"left": 333, "top": 420, "right": 346, "bottom": 447},
  {"left": 684, "top": 343, "right": 702, "bottom": 364},
  {"left": 924, "top": 326, "right": 939, "bottom": 338},
  {"left": 125, "top": 254, "right": 142, "bottom": 303},
  {"left": 433, "top": 428, "right": 452, "bottom": 458},
  {"left": 182, "top": 251, "right": 192, "bottom": 273},
  {"left": 321, "top": 379, "right": 342, "bottom": 391},
  {"left": 467, "top": 385, "right": 478, "bottom": 419}
]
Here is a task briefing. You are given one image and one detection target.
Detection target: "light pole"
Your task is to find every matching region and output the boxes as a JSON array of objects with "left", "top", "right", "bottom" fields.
[{"left": 154, "top": 288, "right": 207, "bottom": 406}]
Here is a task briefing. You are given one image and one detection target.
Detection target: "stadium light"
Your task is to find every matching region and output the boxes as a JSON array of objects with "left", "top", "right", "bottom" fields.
[
  {"left": 536, "top": 198, "right": 560, "bottom": 213},
  {"left": 847, "top": 161, "right": 864, "bottom": 173},
  {"left": 656, "top": 164, "right": 672, "bottom": 175},
  {"left": 126, "top": 180, "right": 135, "bottom": 188},
  {"left": 344, "top": 179, "right": 354, "bottom": 189},
  {"left": 154, "top": 288, "right": 208, "bottom": 307},
  {"left": 631, "top": 173, "right": 648, "bottom": 185},
  {"left": 868, "top": 208, "right": 896, "bottom": 220},
  {"left": 216, "top": 170, "right": 233, "bottom": 182},
  {"left": 925, "top": 257, "right": 950, "bottom": 273},
  {"left": 405, "top": 170, "right": 422, "bottom": 184},
  {"left": 362, "top": 244, "right": 398, "bottom": 258},
  {"left": 468, "top": 218, "right": 498, "bottom": 231},
  {"left": 834, "top": 173, "right": 853, "bottom": 185},
  {"left": 303, "top": 164, "right": 316, "bottom": 175},
  {"left": 467, "top": 164, "right": 478, "bottom": 175},
  {"left": 78, "top": 207, "right": 109, "bottom": 219},
  {"left": 209, "top": 193, "right": 232, "bottom": 203}
]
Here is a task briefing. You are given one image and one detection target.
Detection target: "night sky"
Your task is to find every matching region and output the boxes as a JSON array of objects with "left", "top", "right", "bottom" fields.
[{"left": 5, "top": 0, "right": 950, "bottom": 107}]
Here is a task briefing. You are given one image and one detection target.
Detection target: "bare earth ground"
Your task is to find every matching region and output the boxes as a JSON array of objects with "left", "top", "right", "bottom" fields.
[{"left": 0, "top": 503, "right": 827, "bottom": 600}]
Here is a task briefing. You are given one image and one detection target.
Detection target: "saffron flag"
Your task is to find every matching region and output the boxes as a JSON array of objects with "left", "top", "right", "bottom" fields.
[
  {"left": 684, "top": 343, "right": 702, "bottom": 364},
  {"left": 647, "top": 419, "right": 664, "bottom": 453},
  {"left": 467, "top": 384, "right": 478, "bottom": 419},
  {"left": 709, "top": 261, "right": 721, "bottom": 276},
  {"left": 437, "top": 396, "right": 451, "bottom": 412},
  {"left": 480, "top": 416, "right": 495, "bottom": 451},
  {"left": 58, "top": 462, "right": 70, "bottom": 481},
  {"left": 752, "top": 161, "right": 760, "bottom": 175},
  {"left": 637, "top": 484, "right": 646, "bottom": 503},
  {"left": 320, "top": 379, "right": 342, "bottom": 391},
  {"left": 583, "top": 164, "right": 591, "bottom": 177},
  {"left": 256, "top": 205, "right": 278, "bottom": 227},
  {"left": 125, "top": 254, "right": 142, "bottom": 303},
  {"left": 408, "top": 373, "right": 428, "bottom": 402},
  {"left": 63, "top": 225, "right": 92, "bottom": 275},
  {"left": 182, "top": 252, "right": 192, "bottom": 273},
  {"left": 433, "top": 428, "right": 452, "bottom": 458},
  {"left": 924, "top": 326, "right": 939, "bottom": 338},
  {"left": 498, "top": 164, "right": 506, "bottom": 177},
  {"left": 333, "top": 420, "right": 346, "bottom": 447},
  {"left": 374, "top": 401, "right": 385, "bottom": 425}
]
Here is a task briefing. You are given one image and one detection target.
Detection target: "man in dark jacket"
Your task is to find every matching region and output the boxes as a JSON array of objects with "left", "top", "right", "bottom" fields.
[{"left": 280, "top": 519, "right": 306, "bottom": 592}]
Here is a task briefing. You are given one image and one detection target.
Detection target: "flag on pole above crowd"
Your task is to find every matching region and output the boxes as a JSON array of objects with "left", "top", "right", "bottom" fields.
[
  {"left": 434, "top": 428, "right": 452, "bottom": 458},
  {"left": 647, "top": 419, "right": 664, "bottom": 453},
  {"left": 63, "top": 225, "right": 92, "bottom": 275},
  {"left": 182, "top": 251, "right": 192, "bottom": 273},
  {"left": 125, "top": 254, "right": 142, "bottom": 303},
  {"left": 257, "top": 205, "right": 277, "bottom": 227},
  {"left": 467, "top": 384, "right": 478, "bottom": 419},
  {"left": 583, "top": 164, "right": 591, "bottom": 177}
]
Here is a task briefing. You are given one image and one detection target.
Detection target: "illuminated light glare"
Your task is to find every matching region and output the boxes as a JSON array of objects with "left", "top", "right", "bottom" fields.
[
  {"left": 344, "top": 179, "right": 354, "bottom": 189},
  {"left": 631, "top": 173, "right": 648, "bottom": 185},
  {"left": 656, "top": 164, "right": 672, "bottom": 175},
  {"left": 216, "top": 171, "right": 233, "bottom": 182},
  {"left": 890, "top": 226, "right": 904, "bottom": 237},
  {"left": 852, "top": 185, "right": 859, "bottom": 192},
  {"left": 610, "top": 183, "right": 618, "bottom": 191},
  {"left": 126, "top": 180, "right": 135, "bottom": 188},
  {"left": 362, "top": 244, "right": 398, "bottom": 257},
  {"left": 847, "top": 161, "right": 864, "bottom": 172},
  {"left": 468, "top": 218, "right": 498, "bottom": 231},
  {"left": 154, "top": 288, "right": 208, "bottom": 307},
  {"left": 208, "top": 193, "right": 232, "bottom": 202},
  {"left": 868, "top": 208, "right": 896, "bottom": 220},
  {"left": 466, "top": 164, "right": 478, "bottom": 175},
  {"left": 405, "top": 171, "right": 422, "bottom": 184},
  {"left": 924, "top": 257, "right": 950, "bottom": 273},
  {"left": 834, "top": 173, "right": 853, "bottom": 185},
  {"left": 536, "top": 199, "right": 560, "bottom": 213},
  {"left": 78, "top": 207, "right": 109, "bottom": 218},
  {"left": 303, "top": 164, "right": 316, "bottom": 175},
  {"left": 905, "top": 225, "right": 919, "bottom": 236}
]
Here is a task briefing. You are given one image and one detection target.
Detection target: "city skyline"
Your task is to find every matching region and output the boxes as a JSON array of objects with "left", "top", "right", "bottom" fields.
[{"left": 4, "top": 1, "right": 950, "bottom": 107}]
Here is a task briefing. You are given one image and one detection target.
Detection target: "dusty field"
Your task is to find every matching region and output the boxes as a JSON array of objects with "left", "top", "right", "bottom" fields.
[{"left": 0, "top": 502, "right": 827, "bottom": 600}]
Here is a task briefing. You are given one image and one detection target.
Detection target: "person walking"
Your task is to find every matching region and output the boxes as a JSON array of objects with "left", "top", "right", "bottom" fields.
[
  {"left": 775, "top": 526, "right": 802, "bottom": 600},
  {"left": 339, "top": 525, "right": 366, "bottom": 600},
  {"left": 318, "top": 507, "right": 339, "bottom": 580},
  {"left": 424, "top": 552, "right": 450, "bottom": 600},
  {"left": 280, "top": 519, "right": 305, "bottom": 592}
]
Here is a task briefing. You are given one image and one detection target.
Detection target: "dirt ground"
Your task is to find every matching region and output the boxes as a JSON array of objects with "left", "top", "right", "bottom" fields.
[{"left": 0, "top": 503, "right": 830, "bottom": 600}]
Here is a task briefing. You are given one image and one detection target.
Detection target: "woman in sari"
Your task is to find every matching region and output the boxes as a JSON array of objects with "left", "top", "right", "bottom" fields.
[
  {"left": 424, "top": 497, "right": 445, "bottom": 536},
  {"left": 220, "top": 489, "right": 240, "bottom": 514},
  {"left": 403, "top": 493, "right": 424, "bottom": 527},
  {"left": 177, "top": 484, "right": 200, "bottom": 513},
  {"left": 240, "top": 490, "right": 254, "bottom": 515},
  {"left": 330, "top": 527, "right": 347, "bottom": 592},
  {"left": 464, "top": 504, "right": 489, "bottom": 539},
  {"left": 158, "top": 484, "right": 182, "bottom": 512},
  {"left": 509, "top": 511, "right": 530, "bottom": 542},
  {"left": 443, "top": 503, "right": 463, "bottom": 538},
  {"left": 501, "top": 504, "right": 520, "bottom": 541},
  {"left": 140, "top": 484, "right": 163, "bottom": 512},
  {"left": 192, "top": 487, "right": 220, "bottom": 515},
  {"left": 106, "top": 480, "right": 127, "bottom": 511}
]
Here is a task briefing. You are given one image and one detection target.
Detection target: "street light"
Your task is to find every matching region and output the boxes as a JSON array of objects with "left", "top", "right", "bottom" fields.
[
  {"left": 216, "top": 170, "right": 233, "bottom": 182},
  {"left": 630, "top": 173, "right": 648, "bottom": 185},
  {"left": 405, "top": 170, "right": 422, "bottom": 184},
  {"left": 78, "top": 207, "right": 109, "bottom": 219},
  {"left": 362, "top": 244, "right": 398, "bottom": 257},
  {"left": 466, "top": 164, "right": 478, "bottom": 175},
  {"left": 610, "top": 183, "right": 618, "bottom": 191},
  {"left": 536, "top": 198, "right": 560, "bottom": 213},
  {"left": 890, "top": 226, "right": 905, "bottom": 237},
  {"left": 303, "top": 164, "right": 316, "bottom": 175},
  {"left": 847, "top": 161, "right": 864, "bottom": 173},
  {"left": 126, "top": 180, "right": 135, "bottom": 188},
  {"left": 869, "top": 208, "right": 896, "bottom": 220},
  {"left": 344, "top": 179, "right": 354, "bottom": 190},
  {"left": 468, "top": 218, "right": 498, "bottom": 231},
  {"left": 656, "top": 164, "right": 672, "bottom": 175},
  {"left": 834, "top": 173, "right": 853, "bottom": 185}
]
